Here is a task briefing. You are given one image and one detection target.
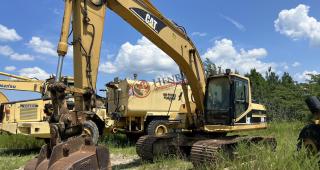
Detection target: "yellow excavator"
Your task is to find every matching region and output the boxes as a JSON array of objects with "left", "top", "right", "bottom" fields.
[
  {"left": 24, "top": 0, "right": 275, "bottom": 169},
  {"left": 0, "top": 72, "right": 50, "bottom": 138}
]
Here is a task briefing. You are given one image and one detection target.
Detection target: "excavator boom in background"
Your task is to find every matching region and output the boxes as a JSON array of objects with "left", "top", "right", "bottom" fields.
[
  {"left": 0, "top": 72, "right": 78, "bottom": 139},
  {"left": 0, "top": 71, "right": 46, "bottom": 94},
  {"left": 0, "top": 72, "right": 50, "bottom": 138},
  {"left": 24, "top": 0, "right": 276, "bottom": 169}
]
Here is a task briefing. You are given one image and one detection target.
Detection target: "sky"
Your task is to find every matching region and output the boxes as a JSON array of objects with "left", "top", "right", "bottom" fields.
[{"left": 0, "top": 0, "right": 319, "bottom": 101}]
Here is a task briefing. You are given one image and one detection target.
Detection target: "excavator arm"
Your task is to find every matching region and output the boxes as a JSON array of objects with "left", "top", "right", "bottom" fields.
[
  {"left": 0, "top": 80, "right": 43, "bottom": 93},
  {"left": 61, "top": 0, "right": 206, "bottom": 116},
  {"left": 0, "top": 72, "right": 45, "bottom": 94}
]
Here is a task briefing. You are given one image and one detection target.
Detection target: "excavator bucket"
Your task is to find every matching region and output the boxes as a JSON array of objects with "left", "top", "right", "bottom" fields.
[{"left": 24, "top": 136, "right": 111, "bottom": 170}]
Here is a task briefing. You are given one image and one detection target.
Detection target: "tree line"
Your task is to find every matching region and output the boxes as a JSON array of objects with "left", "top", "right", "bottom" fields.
[{"left": 204, "top": 58, "right": 320, "bottom": 121}]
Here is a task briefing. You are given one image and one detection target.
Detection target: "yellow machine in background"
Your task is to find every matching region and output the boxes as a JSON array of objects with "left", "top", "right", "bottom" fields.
[
  {"left": 0, "top": 92, "right": 9, "bottom": 104},
  {"left": 0, "top": 71, "right": 47, "bottom": 94},
  {"left": 0, "top": 99, "right": 51, "bottom": 138},
  {"left": 106, "top": 77, "right": 192, "bottom": 137},
  {"left": 0, "top": 72, "right": 50, "bottom": 138},
  {"left": 0, "top": 72, "right": 73, "bottom": 138},
  {"left": 0, "top": 72, "right": 109, "bottom": 141}
]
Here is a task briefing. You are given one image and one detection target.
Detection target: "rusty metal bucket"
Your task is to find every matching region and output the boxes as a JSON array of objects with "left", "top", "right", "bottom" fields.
[{"left": 24, "top": 136, "right": 111, "bottom": 170}]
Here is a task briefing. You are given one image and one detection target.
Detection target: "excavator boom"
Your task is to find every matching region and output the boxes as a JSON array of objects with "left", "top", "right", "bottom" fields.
[
  {"left": 0, "top": 72, "right": 37, "bottom": 81},
  {"left": 0, "top": 72, "right": 44, "bottom": 93},
  {"left": 0, "top": 80, "right": 43, "bottom": 93},
  {"left": 68, "top": 0, "right": 206, "bottom": 113}
]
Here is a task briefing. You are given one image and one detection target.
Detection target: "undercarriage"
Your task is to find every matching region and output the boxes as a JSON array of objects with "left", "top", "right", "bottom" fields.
[{"left": 136, "top": 133, "right": 276, "bottom": 167}]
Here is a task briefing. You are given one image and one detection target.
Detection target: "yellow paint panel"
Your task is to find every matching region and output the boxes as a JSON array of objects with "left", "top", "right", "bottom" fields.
[{"left": 204, "top": 123, "right": 267, "bottom": 132}]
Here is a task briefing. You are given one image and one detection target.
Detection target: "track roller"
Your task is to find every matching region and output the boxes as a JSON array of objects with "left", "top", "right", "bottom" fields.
[{"left": 136, "top": 135, "right": 178, "bottom": 162}]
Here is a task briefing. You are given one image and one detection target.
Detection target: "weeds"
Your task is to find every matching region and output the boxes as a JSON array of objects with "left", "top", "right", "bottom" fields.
[
  {"left": 0, "top": 134, "right": 44, "bottom": 150},
  {"left": 0, "top": 122, "right": 319, "bottom": 170}
]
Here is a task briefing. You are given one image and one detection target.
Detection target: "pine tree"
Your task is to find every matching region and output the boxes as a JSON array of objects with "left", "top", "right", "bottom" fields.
[{"left": 204, "top": 58, "right": 217, "bottom": 77}]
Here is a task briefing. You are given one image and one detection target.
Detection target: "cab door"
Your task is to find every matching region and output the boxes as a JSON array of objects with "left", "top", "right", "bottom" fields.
[{"left": 233, "top": 78, "right": 249, "bottom": 120}]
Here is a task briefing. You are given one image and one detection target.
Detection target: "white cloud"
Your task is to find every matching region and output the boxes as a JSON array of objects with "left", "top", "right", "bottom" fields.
[
  {"left": 0, "top": 45, "right": 34, "bottom": 61},
  {"left": 99, "top": 37, "right": 178, "bottom": 75},
  {"left": 221, "top": 15, "right": 246, "bottom": 31},
  {"left": 27, "top": 36, "right": 73, "bottom": 58},
  {"left": 0, "top": 24, "right": 22, "bottom": 41},
  {"left": 18, "top": 67, "right": 50, "bottom": 80},
  {"left": 99, "top": 61, "right": 117, "bottom": 74},
  {"left": 292, "top": 62, "right": 301, "bottom": 67},
  {"left": 283, "top": 63, "right": 289, "bottom": 70},
  {"left": 192, "top": 32, "right": 208, "bottom": 37},
  {"left": 27, "top": 37, "right": 56, "bottom": 56},
  {"left": 67, "top": 46, "right": 73, "bottom": 58},
  {"left": 4, "top": 66, "right": 16, "bottom": 72},
  {"left": 0, "top": 45, "right": 14, "bottom": 56},
  {"left": 294, "top": 70, "right": 319, "bottom": 82},
  {"left": 202, "top": 38, "right": 274, "bottom": 74},
  {"left": 53, "top": 8, "right": 62, "bottom": 15},
  {"left": 10, "top": 53, "right": 34, "bottom": 61},
  {"left": 275, "top": 4, "right": 320, "bottom": 46},
  {"left": 102, "top": 37, "right": 275, "bottom": 76}
]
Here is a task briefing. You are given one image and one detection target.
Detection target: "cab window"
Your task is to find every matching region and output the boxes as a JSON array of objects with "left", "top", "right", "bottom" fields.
[
  {"left": 234, "top": 79, "right": 249, "bottom": 117},
  {"left": 206, "top": 78, "right": 230, "bottom": 111}
]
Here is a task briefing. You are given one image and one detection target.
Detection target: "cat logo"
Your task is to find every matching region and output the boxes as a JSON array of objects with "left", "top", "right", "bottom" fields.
[
  {"left": 145, "top": 13, "right": 158, "bottom": 30},
  {"left": 130, "top": 8, "right": 166, "bottom": 33}
]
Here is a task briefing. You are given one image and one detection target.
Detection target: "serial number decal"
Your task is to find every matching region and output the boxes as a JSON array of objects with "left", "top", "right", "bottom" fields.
[
  {"left": 20, "top": 104, "right": 38, "bottom": 108},
  {"left": 163, "top": 93, "right": 176, "bottom": 101},
  {"left": 130, "top": 8, "right": 166, "bottom": 33},
  {"left": 0, "top": 84, "right": 16, "bottom": 89}
]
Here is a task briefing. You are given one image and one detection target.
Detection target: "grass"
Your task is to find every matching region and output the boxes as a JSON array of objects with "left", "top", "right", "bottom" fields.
[
  {"left": 0, "top": 134, "right": 44, "bottom": 149},
  {"left": 100, "top": 133, "right": 137, "bottom": 156},
  {"left": 0, "top": 134, "right": 43, "bottom": 170},
  {"left": 0, "top": 150, "right": 37, "bottom": 170},
  {"left": 0, "top": 122, "right": 319, "bottom": 170}
]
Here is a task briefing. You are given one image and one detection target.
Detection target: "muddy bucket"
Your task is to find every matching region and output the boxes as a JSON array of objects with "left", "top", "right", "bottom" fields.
[{"left": 24, "top": 136, "right": 111, "bottom": 170}]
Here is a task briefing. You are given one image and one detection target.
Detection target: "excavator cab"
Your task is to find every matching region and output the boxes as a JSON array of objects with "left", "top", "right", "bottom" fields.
[{"left": 204, "top": 72, "right": 267, "bottom": 129}]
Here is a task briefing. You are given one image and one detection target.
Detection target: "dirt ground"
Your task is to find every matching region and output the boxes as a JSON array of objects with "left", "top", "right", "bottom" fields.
[{"left": 110, "top": 153, "right": 140, "bottom": 168}]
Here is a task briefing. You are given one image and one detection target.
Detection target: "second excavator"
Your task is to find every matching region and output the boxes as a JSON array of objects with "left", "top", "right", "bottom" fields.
[{"left": 24, "top": 0, "right": 276, "bottom": 169}]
